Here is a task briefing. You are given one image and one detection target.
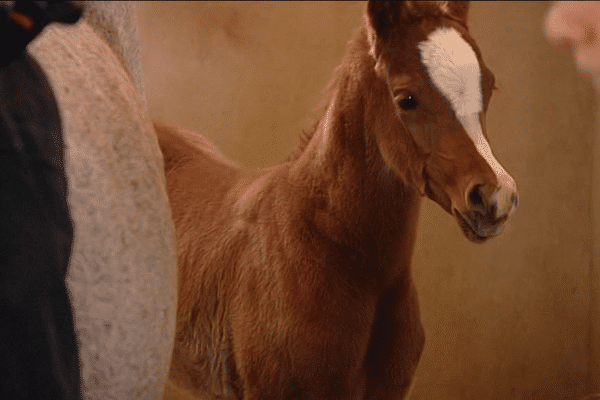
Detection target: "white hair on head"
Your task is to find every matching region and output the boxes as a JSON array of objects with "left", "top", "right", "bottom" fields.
[
  {"left": 418, "top": 27, "right": 482, "bottom": 116},
  {"left": 438, "top": 1, "right": 450, "bottom": 14}
]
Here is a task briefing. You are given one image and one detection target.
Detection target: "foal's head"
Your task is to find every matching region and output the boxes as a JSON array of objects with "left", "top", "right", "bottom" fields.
[{"left": 365, "top": 0, "right": 517, "bottom": 242}]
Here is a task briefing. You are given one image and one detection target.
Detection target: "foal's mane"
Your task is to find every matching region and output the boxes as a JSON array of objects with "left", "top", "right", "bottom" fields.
[
  {"left": 285, "top": 24, "right": 370, "bottom": 162},
  {"left": 285, "top": 69, "right": 342, "bottom": 162}
]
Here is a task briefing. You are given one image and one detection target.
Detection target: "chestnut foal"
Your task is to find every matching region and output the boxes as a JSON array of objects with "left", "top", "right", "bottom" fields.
[{"left": 156, "top": 1, "right": 518, "bottom": 399}]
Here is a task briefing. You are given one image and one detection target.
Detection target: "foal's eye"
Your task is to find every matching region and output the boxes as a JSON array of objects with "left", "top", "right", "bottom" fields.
[{"left": 397, "top": 93, "right": 418, "bottom": 111}]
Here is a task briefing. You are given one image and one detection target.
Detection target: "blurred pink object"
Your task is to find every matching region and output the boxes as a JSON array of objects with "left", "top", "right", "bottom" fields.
[{"left": 545, "top": 1, "right": 600, "bottom": 89}]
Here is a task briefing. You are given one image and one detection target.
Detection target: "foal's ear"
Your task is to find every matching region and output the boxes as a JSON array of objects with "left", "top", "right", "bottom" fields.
[
  {"left": 366, "top": 1, "right": 404, "bottom": 42},
  {"left": 444, "top": 1, "right": 470, "bottom": 27},
  {"left": 366, "top": 1, "right": 471, "bottom": 39},
  {"left": 366, "top": 0, "right": 413, "bottom": 61}
]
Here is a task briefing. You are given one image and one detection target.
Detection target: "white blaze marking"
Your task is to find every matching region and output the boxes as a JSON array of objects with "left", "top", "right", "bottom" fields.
[
  {"left": 418, "top": 27, "right": 517, "bottom": 217},
  {"left": 418, "top": 27, "right": 482, "bottom": 116},
  {"left": 459, "top": 114, "right": 517, "bottom": 218}
]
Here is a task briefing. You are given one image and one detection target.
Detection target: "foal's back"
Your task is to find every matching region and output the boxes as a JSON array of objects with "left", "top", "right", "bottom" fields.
[
  {"left": 155, "top": 123, "right": 240, "bottom": 398},
  {"left": 155, "top": 123, "right": 291, "bottom": 399},
  {"left": 155, "top": 123, "right": 245, "bottom": 223},
  {"left": 154, "top": 123, "right": 245, "bottom": 262}
]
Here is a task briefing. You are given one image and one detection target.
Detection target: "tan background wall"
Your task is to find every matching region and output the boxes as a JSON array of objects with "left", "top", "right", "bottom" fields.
[{"left": 136, "top": 2, "right": 597, "bottom": 399}]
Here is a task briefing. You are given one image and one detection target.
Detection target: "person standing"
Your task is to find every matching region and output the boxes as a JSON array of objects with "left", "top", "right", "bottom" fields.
[{"left": 0, "top": 2, "right": 83, "bottom": 399}]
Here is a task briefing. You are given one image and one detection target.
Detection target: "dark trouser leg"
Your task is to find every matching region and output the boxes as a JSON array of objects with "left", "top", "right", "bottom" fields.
[
  {"left": 0, "top": 293, "right": 80, "bottom": 400},
  {"left": 0, "top": 49, "right": 82, "bottom": 399}
]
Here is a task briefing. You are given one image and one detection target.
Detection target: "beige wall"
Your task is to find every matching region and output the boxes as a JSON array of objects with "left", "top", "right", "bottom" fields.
[
  {"left": 412, "top": 2, "right": 597, "bottom": 399},
  {"left": 137, "top": 2, "right": 597, "bottom": 399},
  {"left": 138, "top": 1, "right": 364, "bottom": 168}
]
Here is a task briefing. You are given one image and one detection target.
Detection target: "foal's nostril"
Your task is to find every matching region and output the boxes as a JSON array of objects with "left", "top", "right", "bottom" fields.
[
  {"left": 511, "top": 192, "right": 519, "bottom": 208},
  {"left": 467, "top": 184, "right": 484, "bottom": 209}
]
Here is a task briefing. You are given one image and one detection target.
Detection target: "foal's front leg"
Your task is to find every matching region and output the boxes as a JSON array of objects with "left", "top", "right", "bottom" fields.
[
  {"left": 239, "top": 344, "right": 370, "bottom": 400},
  {"left": 234, "top": 290, "right": 378, "bottom": 399},
  {"left": 363, "top": 281, "right": 425, "bottom": 399}
]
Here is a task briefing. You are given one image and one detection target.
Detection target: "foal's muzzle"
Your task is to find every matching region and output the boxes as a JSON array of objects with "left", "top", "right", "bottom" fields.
[{"left": 455, "top": 182, "right": 518, "bottom": 243}]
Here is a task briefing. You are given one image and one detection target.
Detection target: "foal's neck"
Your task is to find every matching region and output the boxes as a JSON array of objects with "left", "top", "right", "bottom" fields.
[{"left": 288, "top": 27, "right": 421, "bottom": 280}]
